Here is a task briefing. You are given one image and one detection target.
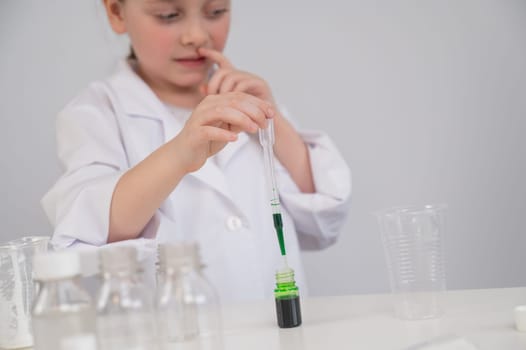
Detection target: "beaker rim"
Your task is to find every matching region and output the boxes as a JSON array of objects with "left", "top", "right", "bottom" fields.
[
  {"left": 0, "top": 236, "right": 50, "bottom": 250},
  {"left": 374, "top": 203, "right": 448, "bottom": 217}
]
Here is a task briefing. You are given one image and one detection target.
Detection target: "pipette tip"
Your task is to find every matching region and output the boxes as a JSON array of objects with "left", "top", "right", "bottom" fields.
[{"left": 277, "top": 255, "right": 292, "bottom": 274}]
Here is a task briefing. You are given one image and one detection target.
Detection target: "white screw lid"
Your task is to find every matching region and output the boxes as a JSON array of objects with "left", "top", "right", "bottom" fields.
[
  {"left": 33, "top": 251, "right": 81, "bottom": 281},
  {"left": 99, "top": 245, "right": 138, "bottom": 275},
  {"left": 60, "top": 334, "right": 97, "bottom": 350}
]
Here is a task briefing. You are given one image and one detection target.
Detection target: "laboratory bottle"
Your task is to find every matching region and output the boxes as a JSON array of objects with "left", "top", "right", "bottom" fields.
[
  {"left": 31, "top": 250, "right": 96, "bottom": 350},
  {"left": 157, "top": 242, "right": 222, "bottom": 345},
  {"left": 96, "top": 245, "right": 159, "bottom": 350},
  {"left": 274, "top": 266, "right": 302, "bottom": 328}
]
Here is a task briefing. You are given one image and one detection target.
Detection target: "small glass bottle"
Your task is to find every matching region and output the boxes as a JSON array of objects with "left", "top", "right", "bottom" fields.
[
  {"left": 274, "top": 265, "right": 302, "bottom": 328},
  {"left": 96, "top": 245, "right": 158, "bottom": 350},
  {"left": 31, "top": 250, "right": 96, "bottom": 350},
  {"left": 157, "top": 242, "right": 222, "bottom": 345}
]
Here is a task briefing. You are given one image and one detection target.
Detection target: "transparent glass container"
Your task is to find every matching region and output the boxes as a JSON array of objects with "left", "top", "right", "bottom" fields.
[
  {"left": 375, "top": 204, "right": 447, "bottom": 320},
  {"left": 274, "top": 265, "right": 302, "bottom": 328},
  {"left": 157, "top": 242, "right": 222, "bottom": 348},
  {"left": 31, "top": 250, "right": 96, "bottom": 350},
  {"left": 96, "top": 245, "right": 158, "bottom": 350},
  {"left": 0, "top": 236, "right": 49, "bottom": 349}
]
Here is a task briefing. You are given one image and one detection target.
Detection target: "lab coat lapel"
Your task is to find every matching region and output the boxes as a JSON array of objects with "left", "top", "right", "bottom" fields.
[
  {"left": 214, "top": 132, "right": 251, "bottom": 169},
  {"left": 107, "top": 60, "right": 235, "bottom": 201}
]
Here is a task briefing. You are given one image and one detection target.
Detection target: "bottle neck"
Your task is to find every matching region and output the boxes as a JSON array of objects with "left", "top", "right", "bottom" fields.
[
  {"left": 33, "top": 277, "right": 92, "bottom": 315},
  {"left": 159, "top": 254, "right": 203, "bottom": 276},
  {"left": 161, "top": 263, "right": 198, "bottom": 277},
  {"left": 37, "top": 276, "right": 81, "bottom": 289},
  {"left": 274, "top": 268, "right": 299, "bottom": 299},
  {"left": 99, "top": 270, "right": 142, "bottom": 292},
  {"left": 101, "top": 269, "right": 138, "bottom": 280}
]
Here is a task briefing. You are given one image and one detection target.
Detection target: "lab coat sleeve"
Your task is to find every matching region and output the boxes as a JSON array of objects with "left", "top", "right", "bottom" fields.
[
  {"left": 276, "top": 111, "right": 352, "bottom": 250},
  {"left": 41, "top": 92, "right": 168, "bottom": 249}
]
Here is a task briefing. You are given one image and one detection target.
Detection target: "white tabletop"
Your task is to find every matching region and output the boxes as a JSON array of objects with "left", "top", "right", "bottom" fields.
[
  {"left": 22, "top": 287, "right": 526, "bottom": 350},
  {"left": 202, "top": 288, "right": 526, "bottom": 350}
]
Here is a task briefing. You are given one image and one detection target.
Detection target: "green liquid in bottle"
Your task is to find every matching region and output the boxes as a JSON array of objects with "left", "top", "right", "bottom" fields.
[{"left": 274, "top": 268, "right": 302, "bottom": 328}]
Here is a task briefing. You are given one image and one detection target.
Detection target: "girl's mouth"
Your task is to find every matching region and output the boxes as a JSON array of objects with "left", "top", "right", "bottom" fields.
[{"left": 175, "top": 56, "right": 207, "bottom": 68}]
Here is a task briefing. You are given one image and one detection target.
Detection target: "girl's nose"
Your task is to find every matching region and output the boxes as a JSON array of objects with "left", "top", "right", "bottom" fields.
[{"left": 180, "top": 19, "right": 208, "bottom": 48}]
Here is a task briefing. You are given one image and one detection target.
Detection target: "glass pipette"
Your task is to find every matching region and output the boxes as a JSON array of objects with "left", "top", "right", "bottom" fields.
[
  {"left": 259, "top": 120, "right": 302, "bottom": 328},
  {"left": 258, "top": 120, "right": 287, "bottom": 258}
]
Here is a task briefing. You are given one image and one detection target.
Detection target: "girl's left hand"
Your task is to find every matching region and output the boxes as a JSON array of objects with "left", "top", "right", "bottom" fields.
[{"left": 198, "top": 48, "right": 275, "bottom": 104}]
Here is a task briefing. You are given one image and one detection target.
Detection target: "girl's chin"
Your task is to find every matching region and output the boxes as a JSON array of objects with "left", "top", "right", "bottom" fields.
[
  {"left": 170, "top": 73, "right": 207, "bottom": 88},
  {"left": 169, "top": 81, "right": 204, "bottom": 92}
]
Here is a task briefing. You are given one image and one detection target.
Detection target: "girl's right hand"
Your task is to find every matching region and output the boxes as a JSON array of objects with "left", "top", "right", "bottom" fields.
[{"left": 172, "top": 91, "right": 274, "bottom": 173}]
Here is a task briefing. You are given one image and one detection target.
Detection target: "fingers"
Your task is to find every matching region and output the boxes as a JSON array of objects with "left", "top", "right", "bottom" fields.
[
  {"left": 230, "top": 92, "right": 275, "bottom": 120},
  {"left": 203, "top": 106, "right": 260, "bottom": 133},
  {"left": 198, "top": 49, "right": 272, "bottom": 102},
  {"left": 198, "top": 47, "right": 234, "bottom": 69},
  {"left": 219, "top": 73, "right": 238, "bottom": 94},
  {"left": 208, "top": 70, "right": 248, "bottom": 95},
  {"left": 199, "top": 125, "right": 238, "bottom": 142},
  {"left": 198, "top": 93, "right": 274, "bottom": 133},
  {"left": 205, "top": 66, "right": 272, "bottom": 104},
  {"left": 233, "top": 79, "right": 265, "bottom": 96},
  {"left": 206, "top": 68, "right": 231, "bottom": 95},
  {"left": 207, "top": 70, "right": 259, "bottom": 96}
]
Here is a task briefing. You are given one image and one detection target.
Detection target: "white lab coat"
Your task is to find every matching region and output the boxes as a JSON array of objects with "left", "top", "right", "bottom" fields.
[{"left": 41, "top": 60, "right": 352, "bottom": 302}]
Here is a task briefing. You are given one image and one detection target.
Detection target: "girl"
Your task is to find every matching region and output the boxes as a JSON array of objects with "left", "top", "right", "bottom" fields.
[{"left": 42, "top": 0, "right": 351, "bottom": 301}]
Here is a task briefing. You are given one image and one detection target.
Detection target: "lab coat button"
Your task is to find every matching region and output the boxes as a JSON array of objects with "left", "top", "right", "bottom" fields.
[{"left": 226, "top": 215, "right": 243, "bottom": 231}]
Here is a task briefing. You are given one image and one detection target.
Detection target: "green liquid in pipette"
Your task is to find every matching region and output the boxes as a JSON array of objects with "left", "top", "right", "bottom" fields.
[{"left": 273, "top": 213, "right": 286, "bottom": 256}]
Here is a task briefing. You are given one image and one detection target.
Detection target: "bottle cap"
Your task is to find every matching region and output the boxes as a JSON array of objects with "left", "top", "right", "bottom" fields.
[
  {"left": 33, "top": 251, "right": 81, "bottom": 281},
  {"left": 99, "top": 245, "right": 138, "bottom": 275},
  {"left": 158, "top": 242, "right": 200, "bottom": 270},
  {"left": 60, "top": 334, "right": 97, "bottom": 350}
]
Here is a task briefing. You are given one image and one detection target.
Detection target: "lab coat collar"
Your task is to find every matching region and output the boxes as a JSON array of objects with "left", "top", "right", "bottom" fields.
[
  {"left": 106, "top": 59, "right": 250, "bottom": 200},
  {"left": 108, "top": 60, "right": 170, "bottom": 124}
]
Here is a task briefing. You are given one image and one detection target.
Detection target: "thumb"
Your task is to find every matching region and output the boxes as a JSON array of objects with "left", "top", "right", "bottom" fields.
[{"left": 200, "top": 84, "right": 208, "bottom": 95}]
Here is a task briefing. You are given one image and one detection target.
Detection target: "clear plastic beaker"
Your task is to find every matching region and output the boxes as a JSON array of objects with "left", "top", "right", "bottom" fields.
[
  {"left": 0, "top": 236, "right": 49, "bottom": 349},
  {"left": 375, "top": 205, "right": 446, "bottom": 320}
]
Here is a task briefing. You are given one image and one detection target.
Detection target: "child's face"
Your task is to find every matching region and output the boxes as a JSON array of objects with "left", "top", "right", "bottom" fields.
[{"left": 111, "top": 0, "right": 231, "bottom": 90}]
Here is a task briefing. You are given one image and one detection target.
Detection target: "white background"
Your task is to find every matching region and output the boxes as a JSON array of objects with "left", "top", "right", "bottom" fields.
[{"left": 1, "top": 0, "right": 525, "bottom": 295}]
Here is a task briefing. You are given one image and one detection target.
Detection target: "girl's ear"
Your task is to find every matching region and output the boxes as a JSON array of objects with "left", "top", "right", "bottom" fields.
[{"left": 103, "top": 0, "right": 127, "bottom": 34}]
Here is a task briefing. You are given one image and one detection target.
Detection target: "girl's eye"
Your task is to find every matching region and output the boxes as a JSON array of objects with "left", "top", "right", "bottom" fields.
[
  {"left": 207, "top": 8, "right": 228, "bottom": 19},
  {"left": 157, "top": 12, "right": 180, "bottom": 22}
]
